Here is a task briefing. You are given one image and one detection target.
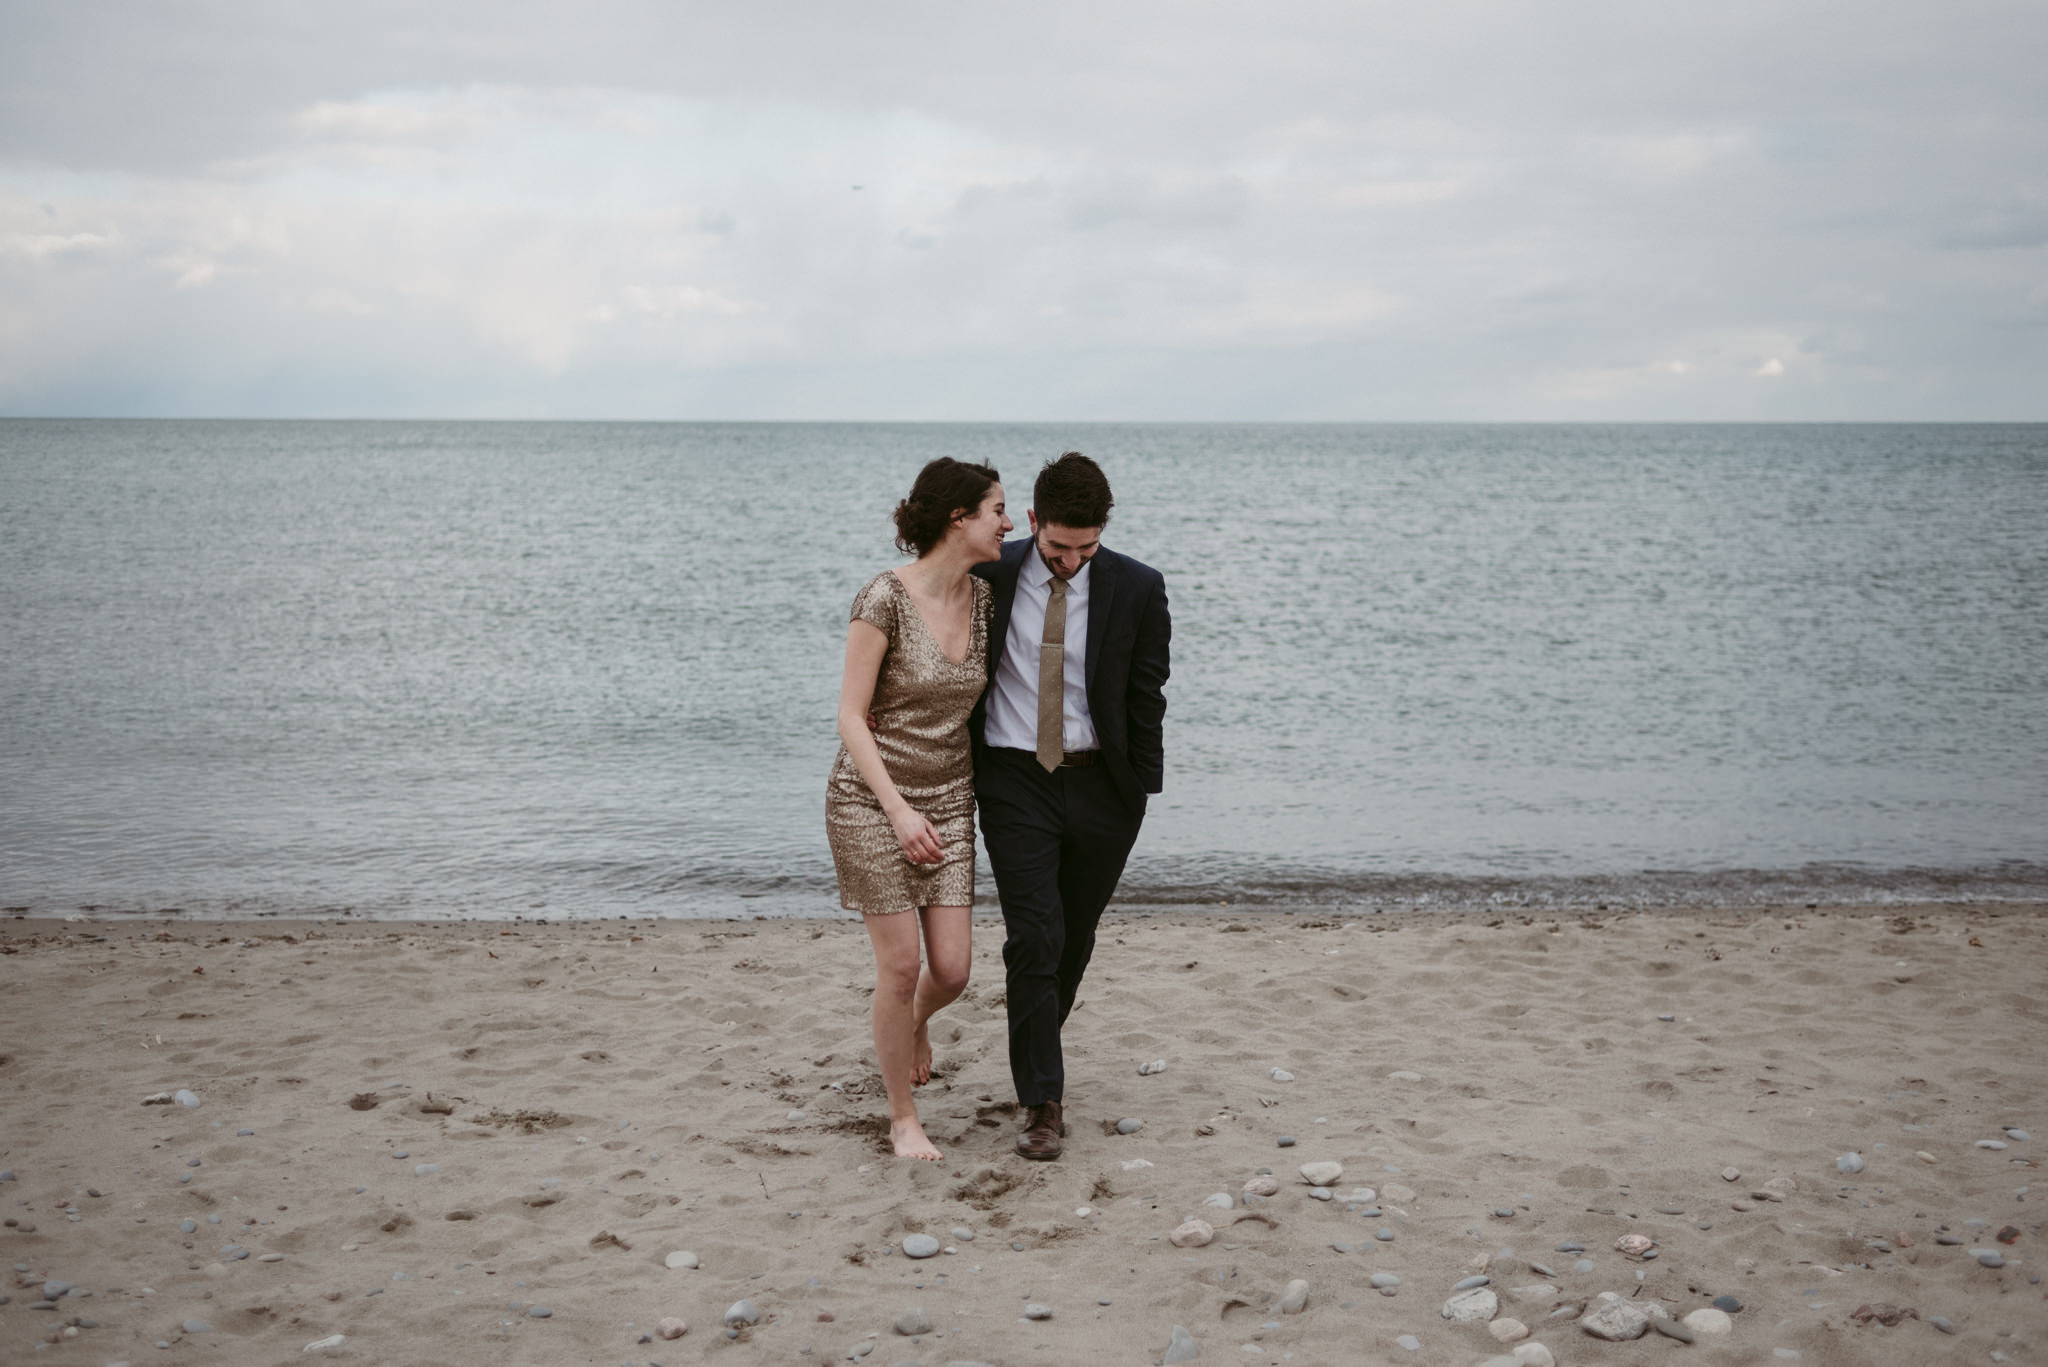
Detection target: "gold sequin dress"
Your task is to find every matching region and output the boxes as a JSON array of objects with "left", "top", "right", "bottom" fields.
[{"left": 826, "top": 570, "right": 993, "bottom": 914}]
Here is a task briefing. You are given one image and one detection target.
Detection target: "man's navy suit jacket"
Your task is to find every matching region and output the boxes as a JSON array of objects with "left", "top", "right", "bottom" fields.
[{"left": 969, "top": 537, "right": 1171, "bottom": 818}]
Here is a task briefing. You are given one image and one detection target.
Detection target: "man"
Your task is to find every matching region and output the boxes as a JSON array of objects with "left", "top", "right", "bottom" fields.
[{"left": 971, "top": 452, "right": 1170, "bottom": 1160}]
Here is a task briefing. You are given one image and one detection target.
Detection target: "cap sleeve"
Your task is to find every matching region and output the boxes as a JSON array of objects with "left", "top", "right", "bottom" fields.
[{"left": 849, "top": 571, "right": 901, "bottom": 639}]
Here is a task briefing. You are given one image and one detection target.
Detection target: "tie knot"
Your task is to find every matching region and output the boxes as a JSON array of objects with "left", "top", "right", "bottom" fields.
[{"left": 1048, "top": 576, "right": 1067, "bottom": 595}]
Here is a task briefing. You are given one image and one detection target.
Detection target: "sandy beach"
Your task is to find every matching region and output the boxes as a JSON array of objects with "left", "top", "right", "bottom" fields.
[{"left": 2, "top": 903, "right": 2043, "bottom": 1366}]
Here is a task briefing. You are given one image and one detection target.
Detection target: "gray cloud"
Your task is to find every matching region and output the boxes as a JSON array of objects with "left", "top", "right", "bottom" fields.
[{"left": 2, "top": 0, "right": 2043, "bottom": 418}]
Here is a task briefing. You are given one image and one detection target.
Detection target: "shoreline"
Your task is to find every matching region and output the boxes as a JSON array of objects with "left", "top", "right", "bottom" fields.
[{"left": 3, "top": 903, "right": 2042, "bottom": 1364}]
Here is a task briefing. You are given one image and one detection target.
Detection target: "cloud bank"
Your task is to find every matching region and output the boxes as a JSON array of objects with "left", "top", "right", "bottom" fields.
[{"left": 2, "top": 1, "right": 2043, "bottom": 418}]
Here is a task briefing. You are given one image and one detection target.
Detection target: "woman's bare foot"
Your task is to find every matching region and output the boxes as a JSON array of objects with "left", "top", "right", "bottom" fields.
[
  {"left": 911, "top": 1023, "right": 933, "bottom": 1085},
  {"left": 889, "top": 1115, "right": 942, "bottom": 1161}
]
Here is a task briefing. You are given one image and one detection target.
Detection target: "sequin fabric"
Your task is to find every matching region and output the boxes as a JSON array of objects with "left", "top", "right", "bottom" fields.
[{"left": 826, "top": 569, "right": 992, "bottom": 914}]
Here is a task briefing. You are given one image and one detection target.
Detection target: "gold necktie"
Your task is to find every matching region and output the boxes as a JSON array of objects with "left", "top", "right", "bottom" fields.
[{"left": 1036, "top": 576, "right": 1068, "bottom": 772}]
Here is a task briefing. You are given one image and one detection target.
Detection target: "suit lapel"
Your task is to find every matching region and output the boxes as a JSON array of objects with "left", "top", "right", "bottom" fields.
[
  {"left": 1084, "top": 546, "right": 1118, "bottom": 688},
  {"left": 986, "top": 538, "right": 1029, "bottom": 679}
]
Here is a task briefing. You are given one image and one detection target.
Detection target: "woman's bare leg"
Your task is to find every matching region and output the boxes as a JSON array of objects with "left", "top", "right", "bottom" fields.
[
  {"left": 863, "top": 909, "right": 942, "bottom": 1160},
  {"left": 909, "top": 905, "right": 972, "bottom": 1084}
]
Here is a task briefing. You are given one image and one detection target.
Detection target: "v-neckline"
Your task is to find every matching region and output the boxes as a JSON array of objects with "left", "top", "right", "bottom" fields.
[{"left": 888, "top": 569, "right": 974, "bottom": 667}]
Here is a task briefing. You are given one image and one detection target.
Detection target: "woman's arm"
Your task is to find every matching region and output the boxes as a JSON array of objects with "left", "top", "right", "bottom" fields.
[{"left": 836, "top": 620, "right": 944, "bottom": 864}]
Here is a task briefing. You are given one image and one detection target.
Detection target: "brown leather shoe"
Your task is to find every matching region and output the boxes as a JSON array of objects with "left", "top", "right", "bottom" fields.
[{"left": 1015, "top": 1101, "right": 1065, "bottom": 1160}]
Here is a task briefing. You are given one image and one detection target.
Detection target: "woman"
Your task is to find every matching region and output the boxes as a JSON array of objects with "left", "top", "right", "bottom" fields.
[{"left": 827, "top": 458, "right": 1011, "bottom": 1160}]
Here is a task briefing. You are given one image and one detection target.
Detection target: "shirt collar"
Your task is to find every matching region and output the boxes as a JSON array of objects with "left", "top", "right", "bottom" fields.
[{"left": 1021, "top": 542, "right": 1091, "bottom": 593}]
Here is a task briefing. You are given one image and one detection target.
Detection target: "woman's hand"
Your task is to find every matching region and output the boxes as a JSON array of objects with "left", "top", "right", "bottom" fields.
[{"left": 887, "top": 804, "right": 944, "bottom": 865}]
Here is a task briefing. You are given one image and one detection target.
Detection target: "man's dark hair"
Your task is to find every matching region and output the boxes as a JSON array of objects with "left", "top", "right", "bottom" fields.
[{"left": 1033, "top": 451, "right": 1113, "bottom": 529}]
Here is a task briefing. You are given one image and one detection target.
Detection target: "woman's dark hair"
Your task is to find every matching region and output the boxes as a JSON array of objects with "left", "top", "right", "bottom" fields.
[
  {"left": 893, "top": 458, "right": 1001, "bottom": 556},
  {"left": 1033, "top": 451, "right": 1113, "bottom": 529}
]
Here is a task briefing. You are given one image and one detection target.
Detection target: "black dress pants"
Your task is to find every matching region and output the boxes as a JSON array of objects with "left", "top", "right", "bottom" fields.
[{"left": 975, "top": 745, "right": 1145, "bottom": 1108}]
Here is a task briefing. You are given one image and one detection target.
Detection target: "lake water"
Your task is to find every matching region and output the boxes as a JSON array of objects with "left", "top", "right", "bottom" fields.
[{"left": 3, "top": 420, "right": 2044, "bottom": 920}]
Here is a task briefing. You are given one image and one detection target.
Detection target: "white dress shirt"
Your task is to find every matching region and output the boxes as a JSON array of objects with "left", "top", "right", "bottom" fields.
[{"left": 985, "top": 546, "right": 1099, "bottom": 753}]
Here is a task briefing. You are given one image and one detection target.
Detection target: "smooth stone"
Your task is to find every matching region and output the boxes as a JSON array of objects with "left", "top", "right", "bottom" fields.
[
  {"left": 894, "top": 1307, "right": 932, "bottom": 1335},
  {"left": 182, "top": 1319, "right": 212, "bottom": 1333},
  {"left": 724, "top": 1300, "right": 761, "bottom": 1326},
  {"left": 1505, "top": 1283, "right": 1558, "bottom": 1306},
  {"left": 1442, "top": 1286, "right": 1499, "bottom": 1323},
  {"left": 1930, "top": 1315, "right": 1955, "bottom": 1334},
  {"left": 1527, "top": 1263, "right": 1558, "bottom": 1280},
  {"left": 1388, "top": 1070, "right": 1423, "bottom": 1081},
  {"left": 950, "top": 1226, "right": 974, "bottom": 1241},
  {"left": 1306, "top": 1187, "right": 1332, "bottom": 1202},
  {"left": 1395, "top": 1334, "right": 1421, "bottom": 1351},
  {"left": 1977, "top": 1139, "right": 2009, "bottom": 1150},
  {"left": 1116, "top": 1118, "right": 1144, "bottom": 1135},
  {"left": 1653, "top": 1316, "right": 1696, "bottom": 1343},
  {"left": 1711, "top": 1295, "right": 1743, "bottom": 1313},
  {"left": 1024, "top": 1303, "right": 1052, "bottom": 1320},
  {"left": 1836, "top": 1153, "right": 1865, "bottom": 1173},
  {"left": 1277, "top": 1279, "right": 1309, "bottom": 1314},
  {"left": 1917, "top": 1151, "right": 1938, "bottom": 1163},
  {"left": 1721, "top": 1166, "right": 1741, "bottom": 1181},
  {"left": 1170, "top": 1219, "right": 1215, "bottom": 1248},
  {"left": 180, "top": 1220, "right": 197, "bottom": 1233},
  {"left": 1683, "top": 1307, "right": 1734, "bottom": 1336},
  {"left": 1452, "top": 1275, "right": 1492, "bottom": 1291},
  {"left": 1369, "top": 1273, "right": 1401, "bottom": 1289},
  {"left": 44, "top": 1281, "right": 72, "bottom": 1299},
  {"left": 413, "top": 1164, "right": 436, "bottom": 1176},
  {"left": 1242, "top": 1177, "right": 1280, "bottom": 1197},
  {"left": 303, "top": 1334, "right": 346, "bottom": 1351},
  {"left": 1276, "top": 1136, "right": 1296, "bottom": 1148},
  {"left": 1381, "top": 1182, "right": 1416, "bottom": 1202},
  {"left": 1375, "top": 1229, "right": 1396, "bottom": 1242},
  {"left": 1657, "top": 1013, "right": 1676, "bottom": 1022},
  {"left": 527, "top": 1306, "right": 552, "bottom": 1318},
  {"left": 1138, "top": 1059, "right": 1167, "bottom": 1075},
  {"left": 1494, "top": 1207, "right": 1515, "bottom": 1218},
  {"left": 1579, "top": 1293, "right": 1650, "bottom": 1341},
  {"left": 237, "top": 1129, "right": 254, "bottom": 1137},
  {"left": 1488, "top": 1317, "right": 1530, "bottom": 1342},
  {"left": 1270, "top": 1068, "right": 1295, "bottom": 1082},
  {"left": 1553, "top": 1242, "right": 1585, "bottom": 1253},
  {"left": 1573, "top": 1259, "right": 1595, "bottom": 1273},
  {"left": 1973, "top": 1249, "right": 2006, "bottom": 1267},
  {"left": 1162, "top": 1324, "right": 1200, "bottom": 1363},
  {"left": 1512, "top": 1344, "right": 1556, "bottom": 1367},
  {"left": 665, "top": 1250, "right": 699, "bottom": 1269},
  {"left": 1299, "top": 1161, "right": 1343, "bottom": 1186},
  {"left": 657, "top": 1317, "right": 688, "bottom": 1339},
  {"left": 1201, "top": 1192, "right": 1233, "bottom": 1209},
  {"left": 786, "top": 1110, "right": 806, "bottom": 1121},
  {"left": 901, "top": 1235, "right": 941, "bottom": 1259},
  {"left": 1936, "top": 1234, "right": 1964, "bottom": 1245},
  {"left": 173, "top": 1090, "right": 200, "bottom": 1107},
  {"left": 2003, "top": 1128, "right": 2030, "bottom": 1141},
  {"left": 1653, "top": 1204, "right": 1686, "bottom": 1215}
]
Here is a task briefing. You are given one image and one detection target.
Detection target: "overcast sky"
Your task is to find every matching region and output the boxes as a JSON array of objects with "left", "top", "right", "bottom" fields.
[{"left": 2, "top": 1, "right": 2043, "bottom": 419}]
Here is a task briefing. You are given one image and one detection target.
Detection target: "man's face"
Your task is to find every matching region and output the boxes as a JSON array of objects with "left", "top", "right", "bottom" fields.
[{"left": 1028, "top": 512, "right": 1102, "bottom": 580}]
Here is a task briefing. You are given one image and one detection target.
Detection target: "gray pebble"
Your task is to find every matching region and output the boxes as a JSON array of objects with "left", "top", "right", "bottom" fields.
[
  {"left": 43, "top": 1281, "right": 72, "bottom": 1299},
  {"left": 1370, "top": 1273, "right": 1401, "bottom": 1289},
  {"left": 1493, "top": 1207, "right": 1514, "bottom": 1218},
  {"left": 950, "top": 1226, "right": 974, "bottom": 1242},
  {"left": 179, "top": 1220, "right": 197, "bottom": 1234},
  {"left": 0, "top": 1171, "right": 13, "bottom": 1181},
  {"left": 1554, "top": 1242, "right": 1584, "bottom": 1253},
  {"left": 1451, "top": 1275, "right": 1490, "bottom": 1291},
  {"left": 1306, "top": 1187, "right": 1332, "bottom": 1201},
  {"left": 1574, "top": 1259, "right": 1596, "bottom": 1273},
  {"left": 185, "top": 1158, "right": 201, "bottom": 1168},
  {"left": 723, "top": 1300, "right": 761, "bottom": 1326},
  {"left": 1654, "top": 1203, "right": 1686, "bottom": 1215},
  {"left": 1836, "top": 1152, "right": 1865, "bottom": 1174},
  {"left": 1712, "top": 1295, "right": 1742, "bottom": 1313},
  {"left": 1138, "top": 1059, "right": 1167, "bottom": 1075},
  {"left": 172, "top": 1090, "right": 200, "bottom": 1107},
  {"left": 1163, "top": 1324, "right": 1200, "bottom": 1363},
  {"left": 86, "top": 1188, "right": 101, "bottom": 1198},
  {"left": 206, "top": 1213, "right": 220, "bottom": 1224},
  {"left": 1529, "top": 1262, "right": 1558, "bottom": 1278},
  {"left": 178, "top": 1174, "right": 190, "bottom": 1184},
  {"left": 1116, "top": 1118, "right": 1143, "bottom": 1135},
  {"left": 786, "top": 1110, "right": 806, "bottom": 1122},
  {"left": 237, "top": 1129, "right": 254, "bottom": 1136},
  {"left": 894, "top": 1306, "right": 932, "bottom": 1335},
  {"left": 181, "top": 1318, "right": 212, "bottom": 1333},
  {"left": 1936, "top": 1234, "right": 1964, "bottom": 1245},
  {"left": 1270, "top": 1068, "right": 1295, "bottom": 1082},
  {"left": 414, "top": 1164, "right": 437, "bottom": 1176},
  {"left": 1277, "top": 1136, "right": 1296, "bottom": 1147},
  {"left": 1395, "top": 1334, "right": 1421, "bottom": 1350},
  {"left": 1654, "top": 1316, "right": 1697, "bottom": 1343},
  {"left": 902, "top": 1234, "right": 940, "bottom": 1259},
  {"left": 1973, "top": 1249, "right": 2006, "bottom": 1268},
  {"left": 1930, "top": 1315, "right": 1955, "bottom": 1334},
  {"left": 528, "top": 1306, "right": 552, "bottom": 1318},
  {"left": 1375, "top": 1228, "right": 1396, "bottom": 1242},
  {"left": 1977, "top": 1139, "right": 2008, "bottom": 1150},
  {"left": 1024, "top": 1303, "right": 1052, "bottom": 1320},
  {"left": 1965, "top": 1218, "right": 1991, "bottom": 1228},
  {"left": 2004, "top": 1128, "right": 2030, "bottom": 1141}
]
